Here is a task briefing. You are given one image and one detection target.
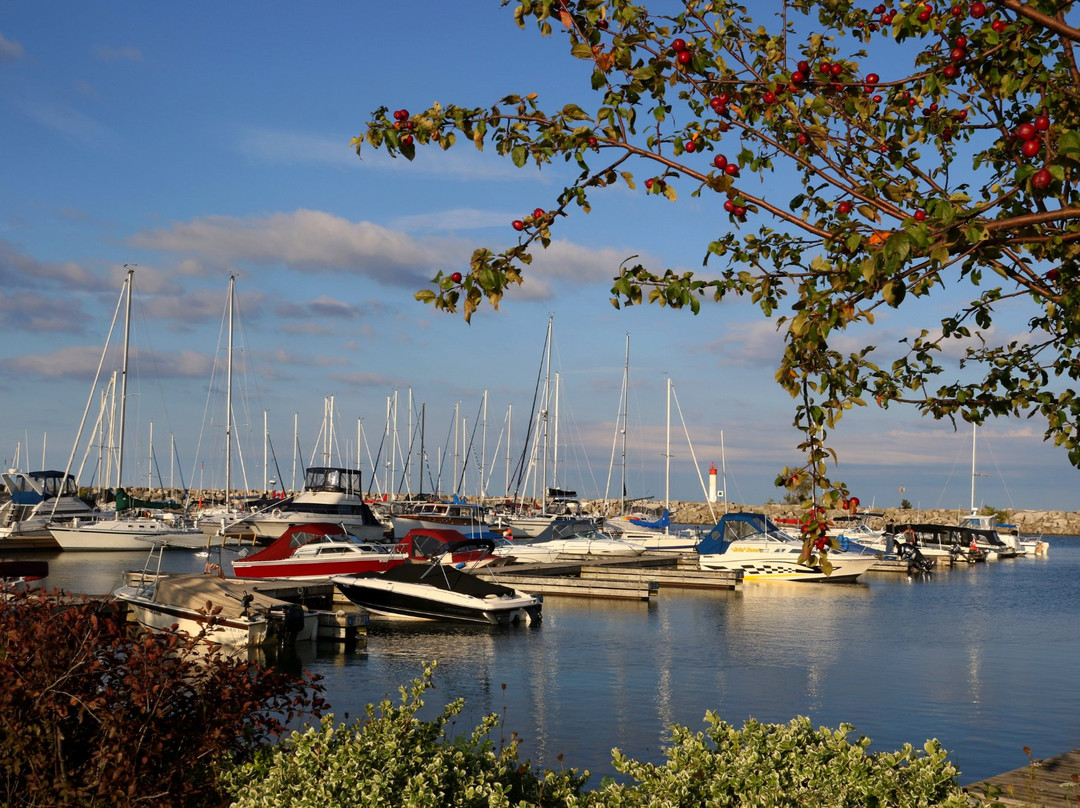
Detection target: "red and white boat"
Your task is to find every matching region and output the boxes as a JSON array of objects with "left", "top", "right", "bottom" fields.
[{"left": 231, "top": 522, "right": 408, "bottom": 580}]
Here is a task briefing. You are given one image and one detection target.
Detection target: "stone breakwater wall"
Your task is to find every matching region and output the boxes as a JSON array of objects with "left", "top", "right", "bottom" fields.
[{"left": 659, "top": 501, "right": 1080, "bottom": 536}]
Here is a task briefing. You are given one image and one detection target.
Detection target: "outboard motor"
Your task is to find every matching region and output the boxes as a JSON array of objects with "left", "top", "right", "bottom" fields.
[{"left": 268, "top": 603, "right": 307, "bottom": 641}]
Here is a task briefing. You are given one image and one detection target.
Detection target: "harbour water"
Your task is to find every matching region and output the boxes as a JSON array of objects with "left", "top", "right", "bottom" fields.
[{"left": 30, "top": 535, "right": 1080, "bottom": 787}]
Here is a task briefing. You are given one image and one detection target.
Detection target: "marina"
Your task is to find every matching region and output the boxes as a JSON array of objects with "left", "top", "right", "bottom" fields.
[{"left": 15, "top": 529, "right": 1079, "bottom": 798}]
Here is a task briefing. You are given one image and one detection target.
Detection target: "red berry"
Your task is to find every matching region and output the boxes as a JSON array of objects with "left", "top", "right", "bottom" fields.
[
  {"left": 837, "top": 200, "right": 853, "bottom": 214},
  {"left": 954, "top": 34, "right": 968, "bottom": 48},
  {"left": 710, "top": 96, "right": 726, "bottom": 112},
  {"left": 950, "top": 47, "right": 965, "bottom": 62},
  {"left": 724, "top": 163, "right": 740, "bottom": 176},
  {"left": 865, "top": 73, "right": 880, "bottom": 85},
  {"left": 943, "top": 64, "right": 959, "bottom": 79},
  {"left": 677, "top": 50, "right": 692, "bottom": 65},
  {"left": 450, "top": 272, "right": 463, "bottom": 283},
  {"left": 914, "top": 209, "right": 927, "bottom": 221},
  {"left": 1021, "top": 138, "right": 1041, "bottom": 158},
  {"left": 1015, "top": 123, "right": 1037, "bottom": 141},
  {"left": 645, "top": 178, "right": 655, "bottom": 189},
  {"left": 918, "top": 9, "right": 932, "bottom": 22},
  {"left": 684, "top": 139, "right": 696, "bottom": 152},
  {"left": 400, "top": 134, "right": 413, "bottom": 146},
  {"left": 819, "top": 61, "right": 832, "bottom": 75},
  {"left": 797, "top": 60, "right": 811, "bottom": 74},
  {"left": 797, "top": 133, "right": 810, "bottom": 145},
  {"left": 970, "top": 1, "right": 986, "bottom": 16},
  {"left": 733, "top": 206, "right": 747, "bottom": 217},
  {"left": 512, "top": 220, "right": 525, "bottom": 231},
  {"left": 763, "top": 90, "right": 776, "bottom": 103},
  {"left": 1035, "top": 114, "right": 1051, "bottom": 131},
  {"left": 991, "top": 19, "right": 1006, "bottom": 32},
  {"left": 671, "top": 38, "right": 687, "bottom": 52},
  {"left": 830, "top": 63, "right": 843, "bottom": 77},
  {"left": 791, "top": 70, "right": 806, "bottom": 84},
  {"left": 1031, "top": 167, "right": 1052, "bottom": 190},
  {"left": 1047, "top": 268, "right": 1060, "bottom": 282},
  {"left": 713, "top": 154, "right": 728, "bottom": 169},
  {"left": 587, "top": 136, "right": 599, "bottom": 147},
  {"left": 724, "top": 199, "right": 735, "bottom": 212},
  {"left": 951, "top": 3, "right": 963, "bottom": 15}
]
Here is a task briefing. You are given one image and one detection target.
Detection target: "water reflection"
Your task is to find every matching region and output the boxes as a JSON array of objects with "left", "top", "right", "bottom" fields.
[{"left": 6, "top": 540, "right": 1079, "bottom": 785}]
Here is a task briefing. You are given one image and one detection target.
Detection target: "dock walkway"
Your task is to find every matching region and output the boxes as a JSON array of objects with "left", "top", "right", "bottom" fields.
[{"left": 966, "top": 748, "right": 1080, "bottom": 806}]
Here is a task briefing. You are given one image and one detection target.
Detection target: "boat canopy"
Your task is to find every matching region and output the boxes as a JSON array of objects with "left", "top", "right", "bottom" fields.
[
  {"left": 697, "top": 512, "right": 794, "bottom": 555},
  {"left": 115, "top": 487, "right": 183, "bottom": 512},
  {"left": 305, "top": 466, "right": 362, "bottom": 493},
  {"left": 241, "top": 522, "right": 349, "bottom": 563},
  {"left": 629, "top": 509, "right": 671, "bottom": 529}
]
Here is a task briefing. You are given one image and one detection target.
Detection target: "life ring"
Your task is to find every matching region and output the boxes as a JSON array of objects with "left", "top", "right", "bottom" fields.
[{"left": 272, "top": 508, "right": 283, "bottom": 519}]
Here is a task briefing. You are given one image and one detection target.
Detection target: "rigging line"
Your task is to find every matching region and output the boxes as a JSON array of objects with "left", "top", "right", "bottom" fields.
[
  {"left": 670, "top": 383, "right": 717, "bottom": 524},
  {"left": 455, "top": 399, "right": 484, "bottom": 497},
  {"left": 511, "top": 320, "right": 550, "bottom": 500}
]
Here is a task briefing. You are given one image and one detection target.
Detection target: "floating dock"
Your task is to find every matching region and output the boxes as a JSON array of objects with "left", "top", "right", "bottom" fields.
[
  {"left": 965, "top": 748, "right": 1080, "bottom": 806},
  {"left": 477, "top": 553, "right": 742, "bottom": 600}
]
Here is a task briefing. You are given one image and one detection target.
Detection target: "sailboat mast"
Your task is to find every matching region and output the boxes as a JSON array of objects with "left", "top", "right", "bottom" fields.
[
  {"left": 970, "top": 423, "right": 977, "bottom": 513},
  {"left": 225, "top": 275, "right": 235, "bottom": 513},
  {"left": 541, "top": 314, "right": 552, "bottom": 511},
  {"left": 116, "top": 267, "right": 134, "bottom": 488},
  {"left": 665, "top": 377, "right": 671, "bottom": 518},
  {"left": 620, "top": 332, "right": 629, "bottom": 516}
]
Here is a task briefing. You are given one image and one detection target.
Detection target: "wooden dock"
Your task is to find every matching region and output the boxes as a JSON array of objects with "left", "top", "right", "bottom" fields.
[
  {"left": 965, "top": 748, "right": 1080, "bottom": 806},
  {"left": 477, "top": 553, "right": 742, "bottom": 601}
]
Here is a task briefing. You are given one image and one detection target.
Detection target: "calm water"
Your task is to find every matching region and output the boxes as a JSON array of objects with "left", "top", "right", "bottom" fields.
[{"left": 30, "top": 536, "right": 1080, "bottom": 786}]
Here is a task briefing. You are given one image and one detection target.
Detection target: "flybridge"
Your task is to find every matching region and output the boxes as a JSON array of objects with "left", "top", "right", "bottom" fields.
[{"left": 303, "top": 466, "right": 362, "bottom": 493}]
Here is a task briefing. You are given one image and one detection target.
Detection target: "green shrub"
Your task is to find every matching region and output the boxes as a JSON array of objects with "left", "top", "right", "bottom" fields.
[
  {"left": 221, "top": 662, "right": 590, "bottom": 807},
  {"left": 225, "top": 666, "right": 972, "bottom": 808}
]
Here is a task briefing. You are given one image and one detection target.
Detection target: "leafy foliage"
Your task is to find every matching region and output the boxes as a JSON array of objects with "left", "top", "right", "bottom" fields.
[
  {"left": 357, "top": 0, "right": 1080, "bottom": 509},
  {"left": 225, "top": 665, "right": 974, "bottom": 807},
  {"left": 222, "top": 662, "right": 590, "bottom": 807},
  {"left": 0, "top": 587, "right": 325, "bottom": 808}
]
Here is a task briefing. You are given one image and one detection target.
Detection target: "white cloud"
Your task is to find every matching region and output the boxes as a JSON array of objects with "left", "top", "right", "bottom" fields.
[{"left": 0, "top": 31, "right": 24, "bottom": 61}]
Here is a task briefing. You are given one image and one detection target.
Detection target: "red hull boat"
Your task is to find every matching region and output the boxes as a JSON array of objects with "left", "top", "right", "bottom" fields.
[{"left": 231, "top": 522, "right": 407, "bottom": 580}]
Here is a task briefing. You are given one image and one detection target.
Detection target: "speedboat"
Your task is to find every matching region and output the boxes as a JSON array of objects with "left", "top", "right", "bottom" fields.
[
  {"left": 493, "top": 527, "right": 648, "bottom": 563},
  {"left": 113, "top": 572, "right": 318, "bottom": 648},
  {"left": 884, "top": 523, "right": 1010, "bottom": 562},
  {"left": 696, "top": 512, "right": 878, "bottom": 583},
  {"left": 395, "top": 527, "right": 511, "bottom": 567},
  {"left": 333, "top": 539, "right": 542, "bottom": 625},
  {"left": 231, "top": 522, "right": 408, "bottom": 580},
  {"left": 242, "top": 466, "right": 386, "bottom": 542}
]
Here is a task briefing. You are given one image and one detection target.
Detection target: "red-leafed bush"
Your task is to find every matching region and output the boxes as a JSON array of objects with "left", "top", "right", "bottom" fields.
[{"left": 0, "top": 587, "right": 325, "bottom": 808}]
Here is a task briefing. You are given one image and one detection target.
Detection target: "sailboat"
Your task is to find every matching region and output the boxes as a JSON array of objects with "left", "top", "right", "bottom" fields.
[
  {"left": 48, "top": 268, "right": 203, "bottom": 551},
  {"left": 955, "top": 424, "right": 1026, "bottom": 558}
]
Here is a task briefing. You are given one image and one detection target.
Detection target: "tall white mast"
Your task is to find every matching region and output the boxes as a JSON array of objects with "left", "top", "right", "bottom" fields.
[
  {"left": 115, "top": 266, "right": 134, "bottom": 488},
  {"left": 620, "top": 332, "right": 629, "bottom": 516},
  {"left": 225, "top": 275, "right": 235, "bottom": 512}
]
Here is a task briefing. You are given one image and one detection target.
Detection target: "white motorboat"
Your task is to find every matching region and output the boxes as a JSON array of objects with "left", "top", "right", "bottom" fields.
[
  {"left": 50, "top": 514, "right": 203, "bottom": 551},
  {"left": 333, "top": 539, "right": 542, "bottom": 625},
  {"left": 493, "top": 527, "right": 648, "bottom": 564},
  {"left": 696, "top": 512, "right": 879, "bottom": 583},
  {"left": 114, "top": 571, "right": 318, "bottom": 648},
  {"left": 0, "top": 469, "right": 96, "bottom": 549},
  {"left": 388, "top": 499, "right": 491, "bottom": 538},
  {"left": 242, "top": 466, "right": 385, "bottom": 542}
]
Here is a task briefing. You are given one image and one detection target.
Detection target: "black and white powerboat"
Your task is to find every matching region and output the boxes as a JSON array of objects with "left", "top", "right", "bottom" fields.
[{"left": 333, "top": 539, "right": 542, "bottom": 626}]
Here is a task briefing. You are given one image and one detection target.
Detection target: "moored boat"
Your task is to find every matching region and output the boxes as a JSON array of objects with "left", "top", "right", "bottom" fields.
[
  {"left": 696, "top": 512, "right": 878, "bottom": 583},
  {"left": 231, "top": 522, "right": 407, "bottom": 580},
  {"left": 242, "top": 466, "right": 385, "bottom": 542},
  {"left": 333, "top": 539, "right": 542, "bottom": 625},
  {"left": 113, "top": 572, "right": 318, "bottom": 648}
]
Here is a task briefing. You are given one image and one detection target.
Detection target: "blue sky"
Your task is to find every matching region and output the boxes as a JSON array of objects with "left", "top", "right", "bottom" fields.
[{"left": 0, "top": 2, "right": 1074, "bottom": 513}]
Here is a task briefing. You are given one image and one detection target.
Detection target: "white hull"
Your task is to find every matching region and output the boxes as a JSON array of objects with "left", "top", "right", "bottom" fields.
[
  {"left": 495, "top": 535, "right": 647, "bottom": 564},
  {"left": 50, "top": 517, "right": 204, "bottom": 551},
  {"left": 699, "top": 550, "right": 878, "bottom": 582},
  {"left": 116, "top": 587, "right": 270, "bottom": 646},
  {"left": 246, "top": 513, "right": 385, "bottom": 541}
]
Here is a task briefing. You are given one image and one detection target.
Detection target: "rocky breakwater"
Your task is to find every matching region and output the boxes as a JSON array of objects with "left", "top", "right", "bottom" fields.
[{"left": 661, "top": 502, "right": 1080, "bottom": 536}]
